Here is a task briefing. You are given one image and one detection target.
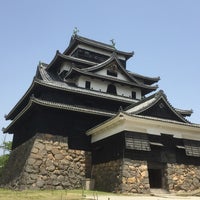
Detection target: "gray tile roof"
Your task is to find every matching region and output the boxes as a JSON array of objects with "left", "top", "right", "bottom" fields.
[
  {"left": 125, "top": 90, "right": 190, "bottom": 123},
  {"left": 64, "top": 34, "right": 134, "bottom": 60},
  {"left": 4, "top": 96, "right": 115, "bottom": 133}
]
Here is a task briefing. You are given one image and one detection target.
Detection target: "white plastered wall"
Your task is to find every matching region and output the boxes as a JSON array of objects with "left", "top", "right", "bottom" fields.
[
  {"left": 77, "top": 75, "right": 141, "bottom": 99},
  {"left": 95, "top": 68, "right": 129, "bottom": 81}
]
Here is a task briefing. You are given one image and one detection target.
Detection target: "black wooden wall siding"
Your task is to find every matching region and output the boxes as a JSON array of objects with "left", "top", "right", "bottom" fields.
[{"left": 92, "top": 131, "right": 200, "bottom": 166}]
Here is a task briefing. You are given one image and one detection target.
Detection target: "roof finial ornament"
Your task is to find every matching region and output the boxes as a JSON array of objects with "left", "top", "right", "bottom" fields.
[
  {"left": 110, "top": 39, "right": 116, "bottom": 48},
  {"left": 72, "top": 27, "right": 79, "bottom": 38}
]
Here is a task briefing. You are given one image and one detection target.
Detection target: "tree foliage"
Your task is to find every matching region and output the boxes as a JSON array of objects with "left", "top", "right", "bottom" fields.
[
  {"left": 1, "top": 141, "right": 12, "bottom": 153},
  {"left": 0, "top": 141, "right": 12, "bottom": 176}
]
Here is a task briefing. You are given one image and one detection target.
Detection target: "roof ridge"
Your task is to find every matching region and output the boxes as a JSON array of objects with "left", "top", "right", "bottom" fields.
[
  {"left": 124, "top": 112, "right": 199, "bottom": 127},
  {"left": 75, "top": 34, "right": 115, "bottom": 49},
  {"left": 64, "top": 34, "right": 134, "bottom": 59}
]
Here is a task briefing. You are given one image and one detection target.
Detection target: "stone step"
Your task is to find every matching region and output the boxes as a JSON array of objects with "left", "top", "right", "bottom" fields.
[{"left": 150, "top": 188, "right": 169, "bottom": 195}]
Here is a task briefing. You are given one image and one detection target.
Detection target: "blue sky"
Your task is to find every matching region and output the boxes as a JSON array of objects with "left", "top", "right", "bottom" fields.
[{"left": 0, "top": 0, "right": 200, "bottom": 150}]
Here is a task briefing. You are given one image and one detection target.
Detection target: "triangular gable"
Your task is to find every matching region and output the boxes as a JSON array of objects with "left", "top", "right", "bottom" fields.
[
  {"left": 83, "top": 53, "right": 139, "bottom": 84},
  {"left": 126, "top": 90, "right": 188, "bottom": 123}
]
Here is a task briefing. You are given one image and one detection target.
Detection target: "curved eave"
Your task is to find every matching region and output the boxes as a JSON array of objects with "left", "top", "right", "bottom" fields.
[
  {"left": 175, "top": 108, "right": 193, "bottom": 117},
  {"left": 47, "top": 51, "right": 96, "bottom": 72},
  {"left": 63, "top": 35, "right": 134, "bottom": 60},
  {"left": 3, "top": 97, "right": 115, "bottom": 133},
  {"left": 128, "top": 71, "right": 160, "bottom": 85},
  {"left": 5, "top": 79, "right": 37, "bottom": 120}
]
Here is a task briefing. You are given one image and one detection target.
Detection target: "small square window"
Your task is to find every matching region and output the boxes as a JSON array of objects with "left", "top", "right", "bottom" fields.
[{"left": 107, "top": 69, "right": 117, "bottom": 77}]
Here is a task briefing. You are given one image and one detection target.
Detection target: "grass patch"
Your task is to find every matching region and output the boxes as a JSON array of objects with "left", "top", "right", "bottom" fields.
[{"left": 0, "top": 189, "right": 115, "bottom": 200}]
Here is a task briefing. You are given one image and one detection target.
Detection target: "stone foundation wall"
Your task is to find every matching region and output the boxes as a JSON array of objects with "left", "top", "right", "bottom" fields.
[
  {"left": 121, "top": 159, "right": 150, "bottom": 194},
  {"left": 92, "top": 159, "right": 150, "bottom": 194},
  {"left": 0, "top": 134, "right": 34, "bottom": 186},
  {"left": 0, "top": 133, "right": 91, "bottom": 190},
  {"left": 165, "top": 163, "right": 200, "bottom": 193},
  {"left": 2, "top": 134, "right": 200, "bottom": 193},
  {"left": 92, "top": 159, "right": 122, "bottom": 192}
]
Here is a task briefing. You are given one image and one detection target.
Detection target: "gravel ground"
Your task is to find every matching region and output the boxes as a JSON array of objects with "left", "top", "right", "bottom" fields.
[{"left": 87, "top": 194, "right": 200, "bottom": 200}]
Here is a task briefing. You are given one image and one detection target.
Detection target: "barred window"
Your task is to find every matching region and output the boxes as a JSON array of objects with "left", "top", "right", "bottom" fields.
[
  {"left": 125, "top": 132, "right": 151, "bottom": 151},
  {"left": 184, "top": 139, "right": 200, "bottom": 157}
]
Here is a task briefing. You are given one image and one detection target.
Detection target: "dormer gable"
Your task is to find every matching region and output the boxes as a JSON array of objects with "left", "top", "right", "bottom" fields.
[
  {"left": 46, "top": 51, "right": 96, "bottom": 73},
  {"left": 83, "top": 53, "right": 139, "bottom": 84},
  {"left": 126, "top": 90, "right": 190, "bottom": 123}
]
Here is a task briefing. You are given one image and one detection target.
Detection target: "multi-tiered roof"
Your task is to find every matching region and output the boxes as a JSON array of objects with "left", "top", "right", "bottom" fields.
[{"left": 4, "top": 34, "right": 193, "bottom": 149}]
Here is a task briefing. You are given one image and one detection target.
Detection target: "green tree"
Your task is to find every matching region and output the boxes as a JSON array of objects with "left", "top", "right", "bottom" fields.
[{"left": 0, "top": 141, "right": 12, "bottom": 176}]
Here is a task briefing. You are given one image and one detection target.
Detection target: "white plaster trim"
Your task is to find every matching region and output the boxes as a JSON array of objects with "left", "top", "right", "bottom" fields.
[{"left": 87, "top": 112, "right": 200, "bottom": 143}]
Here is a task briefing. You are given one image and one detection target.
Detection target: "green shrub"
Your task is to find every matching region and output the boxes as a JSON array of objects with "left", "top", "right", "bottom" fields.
[
  {"left": 0, "top": 154, "right": 9, "bottom": 176},
  {"left": 0, "top": 141, "right": 12, "bottom": 177}
]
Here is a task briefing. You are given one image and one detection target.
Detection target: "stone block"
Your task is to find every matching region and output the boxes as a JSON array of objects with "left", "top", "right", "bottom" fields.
[
  {"left": 31, "top": 147, "right": 39, "bottom": 154},
  {"left": 127, "top": 177, "right": 136, "bottom": 184},
  {"left": 34, "top": 142, "right": 45, "bottom": 150},
  {"left": 46, "top": 165, "right": 55, "bottom": 172},
  {"left": 31, "top": 152, "right": 42, "bottom": 159},
  {"left": 46, "top": 160, "right": 53, "bottom": 166},
  {"left": 27, "top": 158, "right": 36, "bottom": 165},
  {"left": 56, "top": 185, "right": 63, "bottom": 190},
  {"left": 36, "top": 180, "right": 45, "bottom": 188},
  {"left": 54, "top": 153, "right": 64, "bottom": 160},
  {"left": 46, "top": 144, "right": 53, "bottom": 151},
  {"left": 57, "top": 175, "right": 65, "bottom": 182},
  {"left": 52, "top": 180, "right": 60, "bottom": 186},
  {"left": 52, "top": 148, "right": 60, "bottom": 155},
  {"left": 35, "top": 160, "right": 43, "bottom": 166},
  {"left": 193, "top": 177, "right": 199, "bottom": 186},
  {"left": 141, "top": 171, "right": 148, "bottom": 178},
  {"left": 62, "top": 181, "right": 71, "bottom": 187},
  {"left": 122, "top": 171, "right": 130, "bottom": 178},
  {"left": 30, "top": 174, "right": 38, "bottom": 180}
]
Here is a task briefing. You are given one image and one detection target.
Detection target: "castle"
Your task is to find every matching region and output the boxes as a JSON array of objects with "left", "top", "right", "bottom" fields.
[{"left": 2, "top": 34, "right": 200, "bottom": 193}]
